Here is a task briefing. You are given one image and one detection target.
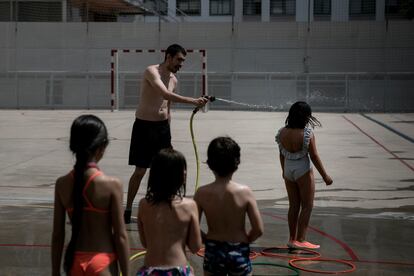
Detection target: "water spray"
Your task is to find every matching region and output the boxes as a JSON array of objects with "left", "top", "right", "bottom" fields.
[
  {"left": 190, "top": 95, "right": 282, "bottom": 191},
  {"left": 214, "top": 97, "right": 282, "bottom": 111}
]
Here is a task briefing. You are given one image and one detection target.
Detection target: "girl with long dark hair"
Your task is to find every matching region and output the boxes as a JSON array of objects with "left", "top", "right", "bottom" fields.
[
  {"left": 52, "top": 114, "right": 129, "bottom": 275},
  {"left": 276, "top": 101, "right": 333, "bottom": 250}
]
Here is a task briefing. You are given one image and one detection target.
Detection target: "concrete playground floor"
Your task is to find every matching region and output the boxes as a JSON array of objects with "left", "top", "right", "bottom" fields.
[{"left": 0, "top": 109, "right": 413, "bottom": 275}]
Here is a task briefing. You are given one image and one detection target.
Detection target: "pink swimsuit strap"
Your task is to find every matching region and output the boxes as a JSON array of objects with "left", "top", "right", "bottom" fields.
[
  {"left": 67, "top": 164, "right": 109, "bottom": 213},
  {"left": 82, "top": 171, "right": 108, "bottom": 213}
]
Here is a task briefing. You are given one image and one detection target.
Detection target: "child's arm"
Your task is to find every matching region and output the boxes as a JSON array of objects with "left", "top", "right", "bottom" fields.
[
  {"left": 309, "top": 135, "right": 333, "bottom": 185},
  {"left": 137, "top": 200, "right": 147, "bottom": 248},
  {"left": 276, "top": 129, "right": 285, "bottom": 180},
  {"left": 246, "top": 188, "right": 264, "bottom": 243},
  {"left": 193, "top": 190, "right": 207, "bottom": 242},
  {"left": 51, "top": 180, "right": 65, "bottom": 276},
  {"left": 279, "top": 152, "right": 285, "bottom": 179},
  {"left": 111, "top": 179, "right": 130, "bottom": 276},
  {"left": 186, "top": 200, "right": 203, "bottom": 253}
]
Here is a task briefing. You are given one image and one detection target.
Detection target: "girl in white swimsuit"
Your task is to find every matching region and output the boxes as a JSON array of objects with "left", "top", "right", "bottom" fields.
[{"left": 275, "top": 101, "right": 333, "bottom": 250}]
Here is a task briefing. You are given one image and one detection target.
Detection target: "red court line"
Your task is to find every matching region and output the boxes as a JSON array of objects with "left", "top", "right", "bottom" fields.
[
  {"left": 307, "top": 225, "right": 360, "bottom": 261},
  {"left": 343, "top": 115, "right": 414, "bottom": 172},
  {"left": 0, "top": 244, "right": 50, "bottom": 248},
  {"left": 2, "top": 243, "right": 414, "bottom": 267},
  {"left": 0, "top": 244, "right": 145, "bottom": 252},
  {"left": 350, "top": 259, "right": 414, "bottom": 267},
  {"left": 262, "top": 212, "right": 414, "bottom": 266},
  {"left": 261, "top": 212, "right": 360, "bottom": 261}
]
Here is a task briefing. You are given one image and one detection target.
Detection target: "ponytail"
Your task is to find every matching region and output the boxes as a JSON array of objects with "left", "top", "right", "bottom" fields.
[{"left": 63, "top": 152, "right": 88, "bottom": 273}]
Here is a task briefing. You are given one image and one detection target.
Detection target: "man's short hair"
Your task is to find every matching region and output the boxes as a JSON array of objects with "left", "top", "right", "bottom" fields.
[
  {"left": 207, "top": 136, "right": 240, "bottom": 177},
  {"left": 165, "top": 44, "right": 187, "bottom": 60}
]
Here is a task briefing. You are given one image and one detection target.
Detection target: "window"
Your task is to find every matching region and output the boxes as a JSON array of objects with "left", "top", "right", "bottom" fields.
[
  {"left": 385, "top": 0, "right": 404, "bottom": 18},
  {"left": 243, "top": 0, "right": 261, "bottom": 16},
  {"left": 176, "top": 0, "right": 201, "bottom": 15},
  {"left": 0, "top": 1, "right": 62, "bottom": 22},
  {"left": 143, "top": 0, "right": 168, "bottom": 16},
  {"left": 20, "top": 1, "right": 62, "bottom": 21},
  {"left": 210, "top": 0, "right": 233, "bottom": 16},
  {"left": 314, "top": 0, "right": 331, "bottom": 16},
  {"left": 270, "top": 0, "right": 296, "bottom": 16},
  {"left": 349, "top": 0, "right": 375, "bottom": 18},
  {"left": 0, "top": 1, "right": 13, "bottom": 21}
]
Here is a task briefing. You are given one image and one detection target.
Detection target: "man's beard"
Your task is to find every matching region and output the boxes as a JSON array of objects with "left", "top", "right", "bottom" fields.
[{"left": 170, "top": 65, "right": 180, "bottom": 73}]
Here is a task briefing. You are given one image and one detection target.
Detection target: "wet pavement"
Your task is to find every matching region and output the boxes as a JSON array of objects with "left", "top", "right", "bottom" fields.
[{"left": 0, "top": 110, "right": 413, "bottom": 275}]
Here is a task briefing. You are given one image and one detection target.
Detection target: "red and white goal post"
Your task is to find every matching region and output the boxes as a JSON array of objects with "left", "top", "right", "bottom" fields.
[{"left": 110, "top": 49, "right": 208, "bottom": 111}]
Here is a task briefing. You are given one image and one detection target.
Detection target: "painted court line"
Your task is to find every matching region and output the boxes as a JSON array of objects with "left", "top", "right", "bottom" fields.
[
  {"left": 343, "top": 115, "right": 414, "bottom": 173},
  {"left": 261, "top": 212, "right": 360, "bottom": 261},
  {"left": 261, "top": 212, "right": 414, "bottom": 267},
  {"left": 3, "top": 243, "right": 414, "bottom": 267},
  {"left": 360, "top": 113, "right": 414, "bottom": 144}
]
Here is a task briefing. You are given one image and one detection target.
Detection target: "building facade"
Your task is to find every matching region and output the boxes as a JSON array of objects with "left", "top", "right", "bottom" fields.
[
  {"left": 0, "top": 0, "right": 411, "bottom": 22},
  {"left": 141, "top": 0, "right": 406, "bottom": 23},
  {"left": 0, "top": 0, "right": 413, "bottom": 111}
]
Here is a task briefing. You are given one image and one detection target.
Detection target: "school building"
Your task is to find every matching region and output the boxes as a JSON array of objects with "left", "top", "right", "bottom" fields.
[{"left": 0, "top": 0, "right": 413, "bottom": 111}]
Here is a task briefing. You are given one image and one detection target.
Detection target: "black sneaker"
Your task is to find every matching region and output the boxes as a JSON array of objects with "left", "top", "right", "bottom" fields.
[{"left": 124, "top": 210, "right": 131, "bottom": 224}]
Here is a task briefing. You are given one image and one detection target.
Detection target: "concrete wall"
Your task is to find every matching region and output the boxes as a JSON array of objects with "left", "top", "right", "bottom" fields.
[{"left": 0, "top": 20, "right": 413, "bottom": 111}]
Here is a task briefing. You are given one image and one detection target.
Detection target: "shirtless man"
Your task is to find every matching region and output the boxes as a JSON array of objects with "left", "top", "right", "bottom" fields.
[
  {"left": 124, "top": 44, "right": 209, "bottom": 223},
  {"left": 194, "top": 136, "right": 264, "bottom": 276}
]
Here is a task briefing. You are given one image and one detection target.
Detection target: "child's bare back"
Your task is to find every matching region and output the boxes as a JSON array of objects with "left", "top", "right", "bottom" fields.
[
  {"left": 278, "top": 128, "right": 306, "bottom": 153},
  {"left": 195, "top": 180, "right": 261, "bottom": 243},
  {"left": 194, "top": 136, "right": 264, "bottom": 276},
  {"left": 138, "top": 197, "right": 200, "bottom": 267}
]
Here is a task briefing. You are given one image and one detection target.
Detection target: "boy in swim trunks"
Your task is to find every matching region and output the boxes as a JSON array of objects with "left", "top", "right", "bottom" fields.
[
  {"left": 275, "top": 101, "right": 333, "bottom": 250},
  {"left": 194, "top": 136, "right": 264, "bottom": 276},
  {"left": 124, "top": 44, "right": 208, "bottom": 224}
]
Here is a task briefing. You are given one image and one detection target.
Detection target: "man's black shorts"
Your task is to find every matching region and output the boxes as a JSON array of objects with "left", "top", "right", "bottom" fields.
[{"left": 128, "top": 118, "right": 172, "bottom": 168}]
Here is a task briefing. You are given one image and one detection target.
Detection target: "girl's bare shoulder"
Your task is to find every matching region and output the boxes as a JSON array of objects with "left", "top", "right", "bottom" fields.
[
  {"left": 173, "top": 198, "right": 197, "bottom": 215},
  {"left": 177, "top": 197, "right": 197, "bottom": 207},
  {"left": 99, "top": 174, "right": 122, "bottom": 187},
  {"left": 55, "top": 172, "right": 72, "bottom": 190},
  {"left": 138, "top": 197, "right": 150, "bottom": 208},
  {"left": 231, "top": 180, "right": 250, "bottom": 189}
]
